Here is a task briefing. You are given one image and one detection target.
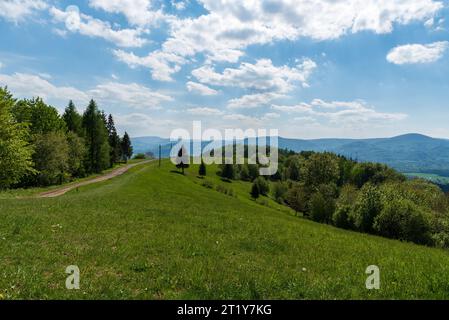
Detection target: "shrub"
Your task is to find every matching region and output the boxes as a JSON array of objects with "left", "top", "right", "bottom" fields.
[
  {"left": 220, "top": 164, "right": 235, "bottom": 180},
  {"left": 251, "top": 182, "right": 260, "bottom": 199},
  {"left": 133, "top": 153, "right": 146, "bottom": 160},
  {"left": 239, "top": 164, "right": 250, "bottom": 181},
  {"left": 253, "top": 177, "right": 269, "bottom": 196},
  {"left": 373, "top": 199, "right": 432, "bottom": 245},
  {"left": 286, "top": 183, "right": 309, "bottom": 214},
  {"left": 350, "top": 183, "right": 383, "bottom": 233},
  {"left": 332, "top": 205, "right": 354, "bottom": 229},
  {"left": 201, "top": 180, "right": 214, "bottom": 189},
  {"left": 199, "top": 160, "right": 206, "bottom": 176},
  {"left": 272, "top": 182, "right": 288, "bottom": 203},
  {"left": 309, "top": 191, "right": 335, "bottom": 224}
]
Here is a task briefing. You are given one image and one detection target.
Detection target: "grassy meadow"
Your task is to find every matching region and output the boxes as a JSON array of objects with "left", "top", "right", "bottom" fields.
[{"left": 1, "top": 160, "right": 449, "bottom": 299}]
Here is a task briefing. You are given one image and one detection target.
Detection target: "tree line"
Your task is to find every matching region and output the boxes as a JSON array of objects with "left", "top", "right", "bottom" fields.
[
  {"left": 0, "top": 87, "right": 133, "bottom": 189},
  {"left": 194, "top": 146, "right": 449, "bottom": 249}
]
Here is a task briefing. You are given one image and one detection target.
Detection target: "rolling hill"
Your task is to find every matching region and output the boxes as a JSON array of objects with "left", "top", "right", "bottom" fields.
[
  {"left": 133, "top": 133, "right": 449, "bottom": 175},
  {"left": 2, "top": 160, "right": 449, "bottom": 299}
]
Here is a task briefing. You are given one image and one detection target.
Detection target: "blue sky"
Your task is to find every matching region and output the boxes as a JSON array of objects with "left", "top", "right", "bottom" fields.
[{"left": 1, "top": 0, "right": 449, "bottom": 139}]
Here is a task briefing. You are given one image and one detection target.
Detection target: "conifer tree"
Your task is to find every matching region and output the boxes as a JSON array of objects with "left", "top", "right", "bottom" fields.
[
  {"left": 121, "top": 132, "right": 133, "bottom": 162},
  {"left": 199, "top": 159, "right": 206, "bottom": 176},
  {"left": 107, "top": 114, "right": 121, "bottom": 166},
  {"left": 63, "top": 100, "right": 83, "bottom": 135}
]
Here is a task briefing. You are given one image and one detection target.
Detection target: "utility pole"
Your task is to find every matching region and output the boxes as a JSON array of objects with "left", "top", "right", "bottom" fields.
[{"left": 159, "top": 144, "right": 161, "bottom": 167}]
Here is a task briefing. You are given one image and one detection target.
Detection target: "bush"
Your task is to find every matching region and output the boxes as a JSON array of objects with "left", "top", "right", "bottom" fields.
[
  {"left": 253, "top": 177, "right": 269, "bottom": 196},
  {"left": 199, "top": 160, "right": 206, "bottom": 176},
  {"left": 309, "top": 191, "right": 335, "bottom": 224},
  {"left": 373, "top": 199, "right": 432, "bottom": 245},
  {"left": 350, "top": 183, "right": 383, "bottom": 233},
  {"left": 220, "top": 164, "right": 235, "bottom": 180},
  {"left": 251, "top": 182, "right": 260, "bottom": 199},
  {"left": 239, "top": 164, "right": 250, "bottom": 181},
  {"left": 133, "top": 153, "right": 147, "bottom": 160},
  {"left": 286, "top": 183, "right": 309, "bottom": 214},
  {"left": 332, "top": 205, "right": 354, "bottom": 229},
  {"left": 272, "top": 182, "right": 288, "bottom": 203},
  {"left": 201, "top": 180, "right": 214, "bottom": 189}
]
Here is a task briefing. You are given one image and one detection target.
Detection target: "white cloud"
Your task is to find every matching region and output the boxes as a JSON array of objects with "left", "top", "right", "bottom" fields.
[
  {"left": 113, "top": 49, "right": 186, "bottom": 81},
  {"left": 0, "top": 0, "right": 47, "bottom": 23},
  {"left": 0, "top": 72, "right": 89, "bottom": 107},
  {"left": 172, "top": 1, "right": 188, "bottom": 11},
  {"left": 386, "top": 41, "right": 449, "bottom": 64},
  {"left": 117, "top": 0, "right": 442, "bottom": 80},
  {"left": 50, "top": 6, "right": 149, "bottom": 48},
  {"left": 186, "top": 81, "right": 218, "bottom": 96},
  {"left": 187, "top": 107, "right": 224, "bottom": 116},
  {"left": 273, "top": 99, "right": 407, "bottom": 125},
  {"left": 114, "top": 112, "right": 177, "bottom": 136},
  {"left": 0, "top": 72, "right": 173, "bottom": 112},
  {"left": 227, "top": 92, "right": 284, "bottom": 109},
  {"left": 192, "top": 58, "right": 316, "bottom": 92},
  {"left": 88, "top": 0, "right": 173, "bottom": 27},
  {"left": 88, "top": 82, "right": 173, "bottom": 109}
]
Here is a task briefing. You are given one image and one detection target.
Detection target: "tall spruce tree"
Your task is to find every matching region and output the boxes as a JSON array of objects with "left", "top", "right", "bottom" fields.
[
  {"left": 121, "top": 132, "right": 133, "bottom": 162},
  {"left": 107, "top": 114, "right": 121, "bottom": 166},
  {"left": 82, "top": 100, "right": 111, "bottom": 173},
  {"left": 63, "top": 100, "right": 83, "bottom": 135}
]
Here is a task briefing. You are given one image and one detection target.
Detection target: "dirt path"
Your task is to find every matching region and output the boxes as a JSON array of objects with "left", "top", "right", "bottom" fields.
[{"left": 38, "top": 160, "right": 154, "bottom": 198}]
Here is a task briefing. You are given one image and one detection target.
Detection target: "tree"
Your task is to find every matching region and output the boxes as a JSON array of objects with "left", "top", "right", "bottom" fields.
[
  {"left": 12, "top": 98, "right": 66, "bottom": 135},
  {"left": 199, "top": 159, "right": 206, "bottom": 176},
  {"left": 286, "top": 183, "right": 310, "bottom": 214},
  {"left": 253, "top": 176, "right": 269, "bottom": 196},
  {"left": 175, "top": 145, "right": 189, "bottom": 174},
  {"left": 32, "top": 132, "right": 69, "bottom": 186},
  {"left": 350, "top": 183, "right": 383, "bottom": 233},
  {"left": 221, "top": 164, "right": 235, "bottom": 180},
  {"left": 121, "top": 131, "right": 133, "bottom": 162},
  {"left": 251, "top": 181, "right": 260, "bottom": 199},
  {"left": 309, "top": 191, "right": 335, "bottom": 224},
  {"left": 107, "top": 114, "right": 121, "bottom": 165},
  {"left": 66, "top": 131, "right": 86, "bottom": 178},
  {"left": 0, "top": 87, "right": 35, "bottom": 189},
  {"left": 82, "top": 100, "right": 111, "bottom": 173},
  {"left": 63, "top": 100, "right": 83, "bottom": 135},
  {"left": 301, "top": 153, "right": 339, "bottom": 187}
]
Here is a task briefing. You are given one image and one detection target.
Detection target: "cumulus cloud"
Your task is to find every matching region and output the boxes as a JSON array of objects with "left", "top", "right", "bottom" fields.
[
  {"left": 0, "top": 72, "right": 89, "bottom": 107},
  {"left": 227, "top": 92, "right": 284, "bottom": 109},
  {"left": 0, "top": 72, "right": 173, "bottom": 111},
  {"left": 0, "top": 0, "right": 47, "bottom": 22},
  {"left": 192, "top": 58, "right": 316, "bottom": 93},
  {"left": 116, "top": 0, "right": 442, "bottom": 80},
  {"left": 273, "top": 99, "right": 407, "bottom": 125},
  {"left": 186, "top": 81, "right": 219, "bottom": 96},
  {"left": 88, "top": 0, "right": 173, "bottom": 27},
  {"left": 50, "top": 6, "right": 149, "bottom": 48},
  {"left": 88, "top": 82, "right": 173, "bottom": 109},
  {"left": 187, "top": 107, "right": 224, "bottom": 116},
  {"left": 387, "top": 41, "right": 449, "bottom": 64}
]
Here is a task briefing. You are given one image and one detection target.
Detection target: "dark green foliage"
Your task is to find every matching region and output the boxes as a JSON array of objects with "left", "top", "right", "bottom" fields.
[
  {"left": 374, "top": 199, "right": 432, "bottom": 245},
  {"left": 221, "top": 164, "right": 235, "bottom": 180},
  {"left": 199, "top": 160, "right": 207, "bottom": 176},
  {"left": 82, "top": 100, "right": 111, "bottom": 173},
  {"left": 286, "top": 183, "right": 309, "bottom": 214},
  {"left": 253, "top": 177, "right": 270, "bottom": 196},
  {"left": 239, "top": 164, "right": 250, "bottom": 181},
  {"left": 107, "top": 114, "right": 121, "bottom": 165},
  {"left": 121, "top": 131, "right": 133, "bottom": 162},
  {"left": 247, "top": 164, "right": 259, "bottom": 181},
  {"left": 250, "top": 182, "right": 260, "bottom": 199},
  {"left": 272, "top": 182, "right": 288, "bottom": 203},
  {"left": 63, "top": 100, "right": 83, "bottom": 135},
  {"left": 133, "top": 153, "right": 147, "bottom": 160},
  {"left": 350, "top": 162, "right": 404, "bottom": 188},
  {"left": 175, "top": 146, "right": 189, "bottom": 174},
  {"left": 309, "top": 191, "right": 335, "bottom": 224},
  {"left": 332, "top": 205, "right": 354, "bottom": 229}
]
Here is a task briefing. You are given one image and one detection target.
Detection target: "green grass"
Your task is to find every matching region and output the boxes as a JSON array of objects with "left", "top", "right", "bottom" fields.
[{"left": 2, "top": 160, "right": 449, "bottom": 299}]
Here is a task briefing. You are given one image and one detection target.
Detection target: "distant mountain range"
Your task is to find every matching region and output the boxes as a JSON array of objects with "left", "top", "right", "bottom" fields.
[{"left": 132, "top": 133, "right": 449, "bottom": 176}]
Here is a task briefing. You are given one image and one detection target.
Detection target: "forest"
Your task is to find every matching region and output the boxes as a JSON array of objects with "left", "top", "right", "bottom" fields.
[
  {"left": 212, "top": 148, "right": 449, "bottom": 249},
  {"left": 0, "top": 87, "right": 133, "bottom": 190}
]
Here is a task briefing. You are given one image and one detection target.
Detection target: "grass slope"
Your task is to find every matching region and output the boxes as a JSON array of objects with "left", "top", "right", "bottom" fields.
[{"left": 1, "top": 160, "right": 449, "bottom": 299}]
